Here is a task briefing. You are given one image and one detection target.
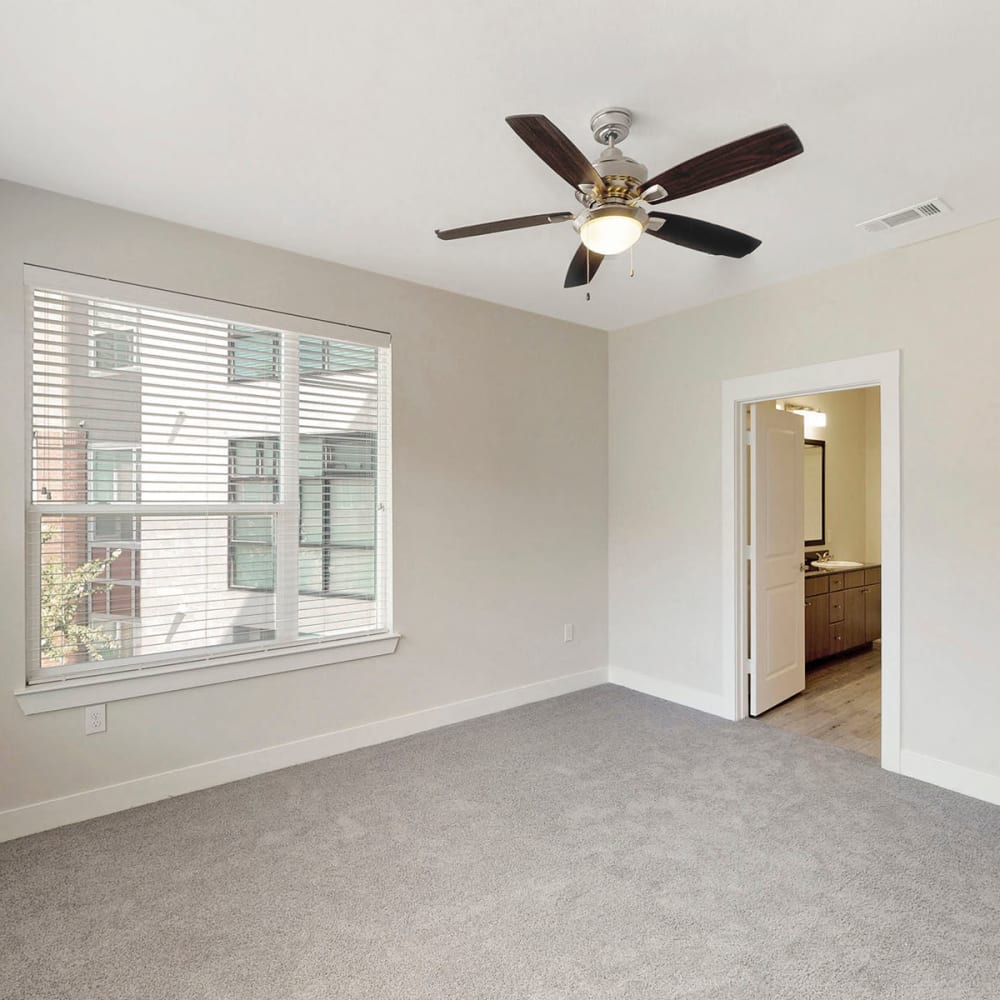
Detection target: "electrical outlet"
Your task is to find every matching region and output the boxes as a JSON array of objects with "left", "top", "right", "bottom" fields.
[
  {"left": 563, "top": 623, "right": 574, "bottom": 643},
  {"left": 84, "top": 704, "right": 106, "bottom": 735}
]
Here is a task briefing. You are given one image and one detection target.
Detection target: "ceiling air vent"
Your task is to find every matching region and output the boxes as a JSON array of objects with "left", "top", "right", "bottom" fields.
[{"left": 857, "top": 198, "right": 950, "bottom": 233}]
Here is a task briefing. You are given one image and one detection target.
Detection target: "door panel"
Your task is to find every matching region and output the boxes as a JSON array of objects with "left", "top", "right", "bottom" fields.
[
  {"left": 764, "top": 431, "right": 799, "bottom": 554},
  {"left": 749, "top": 404, "right": 805, "bottom": 715},
  {"left": 764, "top": 581, "right": 802, "bottom": 677}
]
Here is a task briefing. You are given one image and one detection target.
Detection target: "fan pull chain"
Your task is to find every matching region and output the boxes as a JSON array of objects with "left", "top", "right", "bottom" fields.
[
  {"left": 586, "top": 248, "right": 591, "bottom": 301},
  {"left": 629, "top": 245, "right": 635, "bottom": 278}
]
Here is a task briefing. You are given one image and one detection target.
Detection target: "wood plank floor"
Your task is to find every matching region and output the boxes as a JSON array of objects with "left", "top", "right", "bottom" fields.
[{"left": 756, "top": 643, "right": 881, "bottom": 758}]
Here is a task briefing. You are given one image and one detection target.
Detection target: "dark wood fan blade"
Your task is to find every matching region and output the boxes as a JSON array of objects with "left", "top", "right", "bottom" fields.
[
  {"left": 506, "top": 115, "right": 606, "bottom": 194},
  {"left": 564, "top": 243, "right": 605, "bottom": 288},
  {"left": 646, "top": 213, "right": 762, "bottom": 258},
  {"left": 435, "top": 212, "right": 574, "bottom": 240},
  {"left": 642, "top": 124, "right": 803, "bottom": 202}
]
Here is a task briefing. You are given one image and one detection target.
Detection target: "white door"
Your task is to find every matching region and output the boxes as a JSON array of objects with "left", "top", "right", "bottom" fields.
[{"left": 749, "top": 403, "right": 805, "bottom": 715}]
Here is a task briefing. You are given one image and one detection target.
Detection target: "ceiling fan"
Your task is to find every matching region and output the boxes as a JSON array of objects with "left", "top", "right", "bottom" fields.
[{"left": 435, "top": 109, "right": 803, "bottom": 288}]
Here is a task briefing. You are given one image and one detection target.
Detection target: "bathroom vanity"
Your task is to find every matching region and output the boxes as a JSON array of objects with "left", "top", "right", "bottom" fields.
[{"left": 804, "top": 564, "right": 881, "bottom": 663}]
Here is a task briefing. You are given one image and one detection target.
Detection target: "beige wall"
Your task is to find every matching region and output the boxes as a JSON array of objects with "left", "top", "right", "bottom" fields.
[
  {"left": 779, "top": 386, "right": 881, "bottom": 563},
  {"left": 610, "top": 218, "right": 1000, "bottom": 782},
  {"left": 0, "top": 181, "right": 608, "bottom": 817}
]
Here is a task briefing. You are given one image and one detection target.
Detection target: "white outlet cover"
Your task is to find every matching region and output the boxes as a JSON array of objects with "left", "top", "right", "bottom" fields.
[{"left": 84, "top": 703, "right": 107, "bottom": 735}]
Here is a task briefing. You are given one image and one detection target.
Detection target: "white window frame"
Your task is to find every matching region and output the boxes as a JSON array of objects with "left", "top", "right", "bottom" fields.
[{"left": 17, "top": 265, "right": 398, "bottom": 716}]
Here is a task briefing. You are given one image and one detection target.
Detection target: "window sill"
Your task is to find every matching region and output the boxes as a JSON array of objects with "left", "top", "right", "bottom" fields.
[{"left": 15, "top": 633, "right": 401, "bottom": 716}]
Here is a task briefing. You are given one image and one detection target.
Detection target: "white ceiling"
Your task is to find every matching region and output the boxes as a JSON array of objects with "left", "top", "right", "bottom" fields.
[{"left": 2, "top": 1, "right": 1000, "bottom": 331}]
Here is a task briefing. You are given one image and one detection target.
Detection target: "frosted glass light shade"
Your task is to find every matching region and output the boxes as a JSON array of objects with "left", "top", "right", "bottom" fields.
[{"left": 578, "top": 206, "right": 646, "bottom": 256}]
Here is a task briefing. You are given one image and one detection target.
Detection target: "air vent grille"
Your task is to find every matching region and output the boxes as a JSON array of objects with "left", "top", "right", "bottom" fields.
[{"left": 858, "top": 198, "right": 950, "bottom": 233}]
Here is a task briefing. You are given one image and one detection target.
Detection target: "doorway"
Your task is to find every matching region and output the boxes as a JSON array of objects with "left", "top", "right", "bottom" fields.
[
  {"left": 752, "top": 387, "right": 882, "bottom": 758},
  {"left": 720, "top": 352, "right": 901, "bottom": 772}
]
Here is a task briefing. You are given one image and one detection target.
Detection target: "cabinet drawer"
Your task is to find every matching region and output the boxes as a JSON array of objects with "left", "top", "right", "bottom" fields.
[
  {"left": 828, "top": 573, "right": 845, "bottom": 592},
  {"left": 829, "top": 592, "right": 845, "bottom": 623},
  {"left": 828, "top": 623, "right": 846, "bottom": 654},
  {"left": 844, "top": 569, "right": 865, "bottom": 589},
  {"left": 805, "top": 577, "right": 829, "bottom": 597},
  {"left": 865, "top": 566, "right": 881, "bottom": 585}
]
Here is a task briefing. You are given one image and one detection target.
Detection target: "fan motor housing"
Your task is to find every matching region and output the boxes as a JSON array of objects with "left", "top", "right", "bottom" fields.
[
  {"left": 588, "top": 110, "right": 648, "bottom": 204},
  {"left": 574, "top": 149, "right": 647, "bottom": 210},
  {"left": 597, "top": 145, "right": 647, "bottom": 179}
]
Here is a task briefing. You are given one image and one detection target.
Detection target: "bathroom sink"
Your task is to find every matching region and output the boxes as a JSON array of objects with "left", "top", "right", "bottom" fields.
[{"left": 811, "top": 560, "right": 864, "bottom": 571}]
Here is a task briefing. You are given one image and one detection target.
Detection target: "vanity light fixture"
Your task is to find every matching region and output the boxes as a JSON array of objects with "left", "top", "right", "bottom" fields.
[{"left": 787, "top": 405, "right": 827, "bottom": 432}]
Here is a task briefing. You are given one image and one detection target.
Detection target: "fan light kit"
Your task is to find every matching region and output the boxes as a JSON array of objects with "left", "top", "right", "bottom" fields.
[
  {"left": 577, "top": 205, "right": 647, "bottom": 255},
  {"left": 435, "top": 107, "right": 804, "bottom": 290}
]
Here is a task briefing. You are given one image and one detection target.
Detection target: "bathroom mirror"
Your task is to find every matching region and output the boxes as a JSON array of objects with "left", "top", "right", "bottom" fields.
[{"left": 804, "top": 439, "right": 825, "bottom": 546}]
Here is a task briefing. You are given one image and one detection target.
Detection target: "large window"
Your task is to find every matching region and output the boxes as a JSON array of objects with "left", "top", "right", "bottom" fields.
[{"left": 27, "top": 274, "right": 391, "bottom": 683}]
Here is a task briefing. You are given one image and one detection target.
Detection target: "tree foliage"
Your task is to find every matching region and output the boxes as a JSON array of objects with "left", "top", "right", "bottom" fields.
[{"left": 40, "top": 527, "right": 121, "bottom": 663}]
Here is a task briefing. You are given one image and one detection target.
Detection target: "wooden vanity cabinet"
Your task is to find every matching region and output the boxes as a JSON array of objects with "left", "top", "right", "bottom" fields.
[
  {"left": 842, "top": 587, "right": 867, "bottom": 649},
  {"left": 804, "top": 565, "right": 881, "bottom": 662},
  {"left": 863, "top": 567, "right": 882, "bottom": 643},
  {"left": 804, "top": 592, "right": 829, "bottom": 663}
]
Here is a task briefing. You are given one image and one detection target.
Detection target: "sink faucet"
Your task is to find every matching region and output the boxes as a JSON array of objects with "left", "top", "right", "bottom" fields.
[{"left": 815, "top": 551, "right": 831, "bottom": 563}]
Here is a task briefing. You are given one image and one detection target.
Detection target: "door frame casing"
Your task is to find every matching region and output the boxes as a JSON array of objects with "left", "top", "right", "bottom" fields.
[{"left": 721, "top": 351, "right": 901, "bottom": 771}]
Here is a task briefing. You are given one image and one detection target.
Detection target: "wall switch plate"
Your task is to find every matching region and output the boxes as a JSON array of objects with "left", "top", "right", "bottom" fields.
[
  {"left": 563, "top": 624, "right": 574, "bottom": 643},
  {"left": 84, "top": 704, "right": 106, "bottom": 735}
]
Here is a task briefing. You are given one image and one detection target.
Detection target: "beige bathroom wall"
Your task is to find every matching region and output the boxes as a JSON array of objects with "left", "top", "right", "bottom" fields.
[{"left": 782, "top": 386, "right": 880, "bottom": 563}]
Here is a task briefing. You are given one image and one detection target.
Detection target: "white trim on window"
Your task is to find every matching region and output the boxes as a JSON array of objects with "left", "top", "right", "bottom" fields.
[
  {"left": 16, "top": 632, "right": 401, "bottom": 715},
  {"left": 24, "top": 264, "right": 390, "bottom": 349}
]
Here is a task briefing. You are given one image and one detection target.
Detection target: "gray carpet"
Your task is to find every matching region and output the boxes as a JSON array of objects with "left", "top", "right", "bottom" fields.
[{"left": 2, "top": 685, "right": 999, "bottom": 1000}]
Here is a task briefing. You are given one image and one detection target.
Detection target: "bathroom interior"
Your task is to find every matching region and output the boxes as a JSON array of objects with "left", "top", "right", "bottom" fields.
[{"left": 757, "top": 386, "right": 882, "bottom": 758}]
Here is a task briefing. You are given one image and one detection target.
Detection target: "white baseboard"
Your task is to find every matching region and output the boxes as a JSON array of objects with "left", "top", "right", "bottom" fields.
[
  {"left": 899, "top": 750, "right": 1000, "bottom": 808},
  {"left": 609, "top": 667, "right": 731, "bottom": 719},
  {"left": 0, "top": 666, "right": 608, "bottom": 843}
]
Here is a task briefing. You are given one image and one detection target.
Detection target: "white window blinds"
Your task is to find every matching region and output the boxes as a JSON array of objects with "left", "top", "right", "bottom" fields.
[{"left": 26, "top": 268, "right": 392, "bottom": 682}]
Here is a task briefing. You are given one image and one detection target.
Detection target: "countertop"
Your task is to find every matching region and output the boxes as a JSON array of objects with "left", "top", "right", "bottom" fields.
[{"left": 804, "top": 561, "right": 881, "bottom": 578}]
